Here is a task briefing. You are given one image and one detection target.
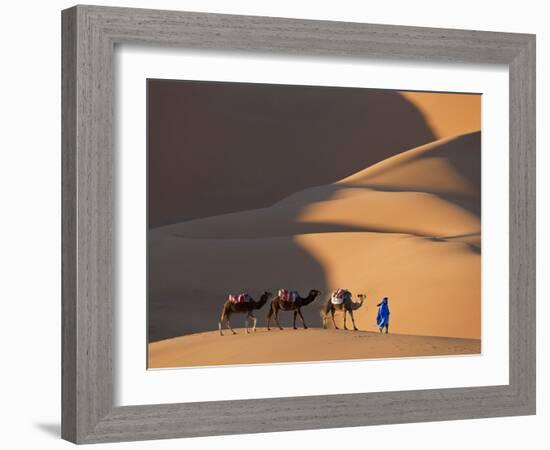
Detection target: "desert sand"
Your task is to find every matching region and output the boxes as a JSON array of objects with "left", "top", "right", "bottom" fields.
[{"left": 148, "top": 328, "right": 481, "bottom": 368}]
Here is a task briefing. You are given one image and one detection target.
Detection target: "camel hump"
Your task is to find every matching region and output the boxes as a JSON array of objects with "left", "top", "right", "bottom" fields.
[
  {"left": 229, "top": 293, "right": 250, "bottom": 304},
  {"left": 278, "top": 289, "right": 298, "bottom": 303},
  {"left": 331, "top": 288, "right": 351, "bottom": 304}
]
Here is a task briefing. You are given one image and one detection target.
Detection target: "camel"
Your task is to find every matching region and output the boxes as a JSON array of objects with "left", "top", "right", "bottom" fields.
[
  {"left": 266, "top": 289, "right": 321, "bottom": 330},
  {"left": 322, "top": 292, "right": 366, "bottom": 331},
  {"left": 218, "top": 291, "right": 272, "bottom": 336}
]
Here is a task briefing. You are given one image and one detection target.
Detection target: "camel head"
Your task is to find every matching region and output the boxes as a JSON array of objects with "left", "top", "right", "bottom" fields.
[
  {"left": 305, "top": 289, "right": 321, "bottom": 304},
  {"left": 352, "top": 294, "right": 366, "bottom": 310},
  {"left": 252, "top": 291, "right": 271, "bottom": 309}
]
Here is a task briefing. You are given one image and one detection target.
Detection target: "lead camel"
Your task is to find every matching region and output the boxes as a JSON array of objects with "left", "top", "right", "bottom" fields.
[{"left": 323, "top": 291, "right": 366, "bottom": 331}]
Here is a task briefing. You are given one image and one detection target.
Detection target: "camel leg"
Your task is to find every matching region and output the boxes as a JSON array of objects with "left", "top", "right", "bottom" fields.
[
  {"left": 245, "top": 315, "right": 249, "bottom": 334},
  {"left": 266, "top": 303, "right": 274, "bottom": 331},
  {"left": 349, "top": 309, "right": 359, "bottom": 331},
  {"left": 219, "top": 307, "right": 227, "bottom": 336},
  {"left": 293, "top": 311, "right": 298, "bottom": 329},
  {"left": 297, "top": 308, "right": 308, "bottom": 329},
  {"left": 343, "top": 310, "right": 348, "bottom": 330},
  {"left": 274, "top": 307, "right": 283, "bottom": 330},
  {"left": 226, "top": 313, "right": 237, "bottom": 335},
  {"left": 331, "top": 309, "right": 338, "bottom": 329},
  {"left": 323, "top": 304, "right": 331, "bottom": 329},
  {"left": 251, "top": 314, "right": 257, "bottom": 332}
]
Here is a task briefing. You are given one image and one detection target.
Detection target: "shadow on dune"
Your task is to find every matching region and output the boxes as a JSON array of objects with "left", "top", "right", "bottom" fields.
[
  {"left": 148, "top": 80, "right": 436, "bottom": 228},
  {"left": 148, "top": 235, "right": 328, "bottom": 342}
]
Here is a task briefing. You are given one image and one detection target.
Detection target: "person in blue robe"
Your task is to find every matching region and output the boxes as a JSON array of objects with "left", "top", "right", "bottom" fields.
[{"left": 376, "top": 297, "right": 390, "bottom": 334}]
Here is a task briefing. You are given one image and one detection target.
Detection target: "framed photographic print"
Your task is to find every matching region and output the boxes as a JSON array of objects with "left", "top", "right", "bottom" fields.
[{"left": 62, "top": 4, "right": 536, "bottom": 444}]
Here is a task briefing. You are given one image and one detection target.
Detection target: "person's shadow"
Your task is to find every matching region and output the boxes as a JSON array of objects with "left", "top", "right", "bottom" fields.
[{"left": 35, "top": 422, "right": 60, "bottom": 438}]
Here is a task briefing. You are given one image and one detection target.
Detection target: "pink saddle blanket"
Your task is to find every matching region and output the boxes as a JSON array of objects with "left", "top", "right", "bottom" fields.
[
  {"left": 229, "top": 293, "right": 250, "bottom": 304},
  {"left": 278, "top": 289, "right": 298, "bottom": 303}
]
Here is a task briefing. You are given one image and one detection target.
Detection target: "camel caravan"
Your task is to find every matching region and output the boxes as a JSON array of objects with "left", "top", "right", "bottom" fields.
[{"left": 218, "top": 287, "right": 370, "bottom": 336}]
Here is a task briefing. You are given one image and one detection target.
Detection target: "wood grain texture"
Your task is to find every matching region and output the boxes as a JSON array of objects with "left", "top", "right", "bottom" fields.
[
  {"left": 61, "top": 7, "right": 77, "bottom": 443},
  {"left": 61, "top": 4, "right": 536, "bottom": 444},
  {"left": 508, "top": 36, "right": 536, "bottom": 410}
]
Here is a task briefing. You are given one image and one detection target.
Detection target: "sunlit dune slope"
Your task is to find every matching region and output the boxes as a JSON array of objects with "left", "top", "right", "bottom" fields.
[
  {"left": 149, "top": 328, "right": 481, "bottom": 368},
  {"left": 399, "top": 91, "right": 481, "bottom": 139}
]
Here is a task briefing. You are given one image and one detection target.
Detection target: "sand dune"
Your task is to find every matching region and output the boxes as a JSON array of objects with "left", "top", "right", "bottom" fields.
[
  {"left": 149, "top": 82, "right": 480, "bottom": 228},
  {"left": 148, "top": 83, "right": 439, "bottom": 227},
  {"left": 400, "top": 91, "right": 481, "bottom": 139},
  {"left": 157, "top": 132, "right": 481, "bottom": 241},
  {"left": 156, "top": 188, "right": 479, "bottom": 240},
  {"left": 149, "top": 131, "right": 481, "bottom": 346},
  {"left": 297, "top": 231, "right": 480, "bottom": 338},
  {"left": 338, "top": 131, "right": 480, "bottom": 196},
  {"left": 148, "top": 328, "right": 480, "bottom": 368},
  {"left": 149, "top": 230, "right": 480, "bottom": 342}
]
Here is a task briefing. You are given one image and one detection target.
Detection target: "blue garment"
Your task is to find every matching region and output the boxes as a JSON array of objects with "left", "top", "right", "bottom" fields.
[{"left": 376, "top": 298, "right": 390, "bottom": 328}]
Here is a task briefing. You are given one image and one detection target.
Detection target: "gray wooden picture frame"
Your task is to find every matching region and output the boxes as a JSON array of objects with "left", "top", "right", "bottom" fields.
[{"left": 61, "top": 4, "right": 536, "bottom": 444}]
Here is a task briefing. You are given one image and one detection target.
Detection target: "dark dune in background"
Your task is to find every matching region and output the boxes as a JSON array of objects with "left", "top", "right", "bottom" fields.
[{"left": 148, "top": 80, "right": 436, "bottom": 228}]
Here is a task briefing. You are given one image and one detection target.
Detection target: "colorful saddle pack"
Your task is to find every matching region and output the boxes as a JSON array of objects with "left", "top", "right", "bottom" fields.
[
  {"left": 228, "top": 293, "right": 250, "bottom": 304},
  {"left": 331, "top": 288, "right": 351, "bottom": 305},
  {"left": 278, "top": 289, "right": 298, "bottom": 303}
]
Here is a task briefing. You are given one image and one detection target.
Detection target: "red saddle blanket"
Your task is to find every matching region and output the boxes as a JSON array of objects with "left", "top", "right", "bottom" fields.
[
  {"left": 229, "top": 293, "right": 250, "bottom": 304},
  {"left": 278, "top": 289, "right": 298, "bottom": 303}
]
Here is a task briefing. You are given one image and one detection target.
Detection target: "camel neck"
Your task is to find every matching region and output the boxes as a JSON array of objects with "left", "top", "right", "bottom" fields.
[{"left": 256, "top": 295, "right": 268, "bottom": 307}]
